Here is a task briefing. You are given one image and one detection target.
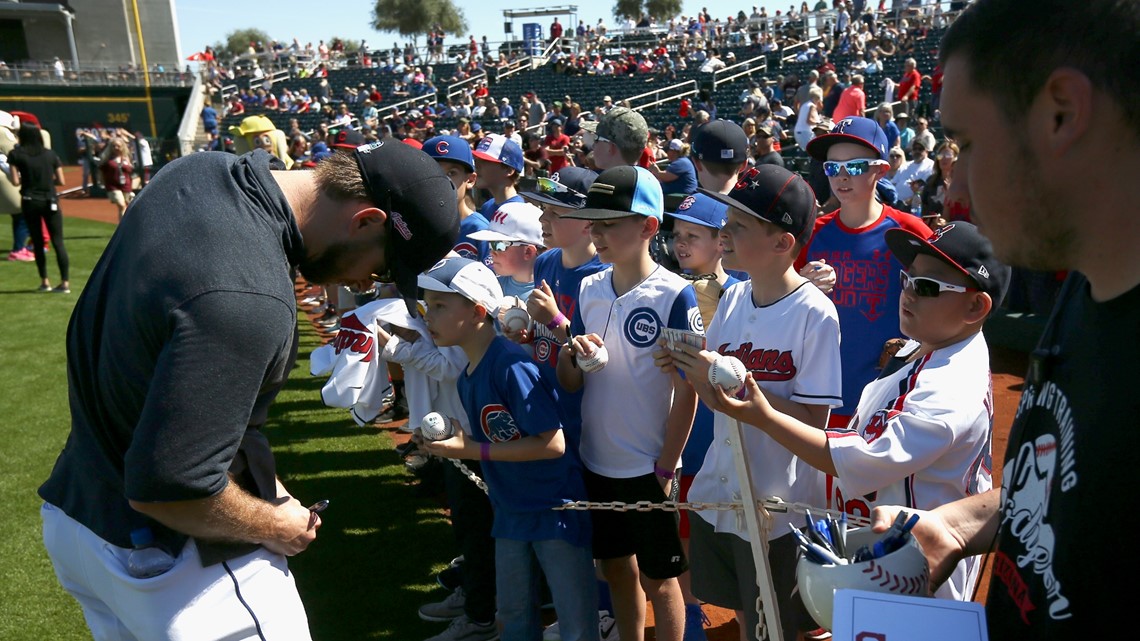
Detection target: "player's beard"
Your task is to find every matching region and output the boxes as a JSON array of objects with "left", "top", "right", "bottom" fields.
[
  {"left": 1003, "top": 131, "right": 1078, "bottom": 271},
  {"left": 296, "top": 237, "right": 371, "bottom": 286}
]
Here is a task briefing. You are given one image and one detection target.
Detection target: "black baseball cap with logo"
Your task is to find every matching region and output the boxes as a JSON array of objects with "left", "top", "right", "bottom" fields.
[
  {"left": 692, "top": 119, "right": 749, "bottom": 164},
  {"left": 886, "top": 221, "right": 1012, "bottom": 304},
  {"left": 330, "top": 128, "right": 366, "bottom": 150},
  {"left": 562, "top": 165, "right": 663, "bottom": 221},
  {"left": 699, "top": 165, "right": 818, "bottom": 245},
  {"left": 353, "top": 141, "right": 459, "bottom": 306}
]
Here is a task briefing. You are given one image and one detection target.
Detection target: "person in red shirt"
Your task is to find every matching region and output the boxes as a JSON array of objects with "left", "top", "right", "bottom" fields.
[
  {"left": 542, "top": 119, "right": 572, "bottom": 173},
  {"left": 832, "top": 74, "right": 867, "bottom": 121},
  {"left": 896, "top": 57, "right": 922, "bottom": 118},
  {"left": 550, "top": 17, "right": 564, "bottom": 42}
]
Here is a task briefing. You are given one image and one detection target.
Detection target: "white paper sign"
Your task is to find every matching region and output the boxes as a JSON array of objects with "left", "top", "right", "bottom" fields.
[{"left": 831, "top": 589, "right": 988, "bottom": 641}]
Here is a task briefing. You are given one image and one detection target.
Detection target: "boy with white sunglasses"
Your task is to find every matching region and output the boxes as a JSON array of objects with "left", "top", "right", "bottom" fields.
[{"left": 796, "top": 116, "right": 932, "bottom": 430}]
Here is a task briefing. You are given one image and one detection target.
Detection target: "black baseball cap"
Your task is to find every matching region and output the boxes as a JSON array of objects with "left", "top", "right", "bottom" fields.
[
  {"left": 521, "top": 166, "right": 598, "bottom": 209},
  {"left": 353, "top": 140, "right": 460, "bottom": 305},
  {"left": 886, "top": 221, "right": 1012, "bottom": 305},
  {"left": 692, "top": 119, "right": 749, "bottom": 164},
  {"left": 699, "top": 165, "right": 818, "bottom": 245},
  {"left": 562, "top": 165, "right": 663, "bottom": 221}
]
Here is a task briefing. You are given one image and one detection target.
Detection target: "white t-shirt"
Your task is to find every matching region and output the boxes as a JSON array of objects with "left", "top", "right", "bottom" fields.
[
  {"left": 690, "top": 280, "right": 843, "bottom": 541},
  {"left": 895, "top": 157, "right": 933, "bottom": 201},
  {"left": 826, "top": 333, "right": 994, "bottom": 601},
  {"left": 572, "top": 266, "right": 703, "bottom": 478}
]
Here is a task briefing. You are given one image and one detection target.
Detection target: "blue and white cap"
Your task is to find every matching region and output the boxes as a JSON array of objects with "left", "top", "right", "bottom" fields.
[
  {"left": 563, "top": 165, "right": 664, "bottom": 221},
  {"left": 422, "top": 135, "right": 475, "bottom": 172},
  {"left": 418, "top": 256, "right": 505, "bottom": 314},
  {"left": 667, "top": 193, "right": 728, "bottom": 229},
  {"left": 806, "top": 115, "right": 890, "bottom": 161}
]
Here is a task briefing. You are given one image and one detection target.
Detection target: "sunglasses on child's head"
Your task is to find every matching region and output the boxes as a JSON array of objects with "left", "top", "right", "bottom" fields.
[
  {"left": 822, "top": 158, "right": 887, "bottom": 177},
  {"left": 899, "top": 271, "right": 978, "bottom": 297},
  {"left": 535, "top": 176, "right": 586, "bottom": 198}
]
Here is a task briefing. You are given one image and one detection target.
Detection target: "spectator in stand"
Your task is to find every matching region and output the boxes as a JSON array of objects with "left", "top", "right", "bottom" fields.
[
  {"left": 794, "top": 69, "right": 821, "bottom": 111},
  {"left": 542, "top": 119, "right": 573, "bottom": 174},
  {"left": 500, "top": 97, "right": 515, "bottom": 121},
  {"left": 648, "top": 139, "right": 698, "bottom": 195},
  {"left": 832, "top": 74, "right": 867, "bottom": 121},
  {"left": 896, "top": 57, "right": 922, "bottom": 118},
  {"left": 794, "top": 86, "right": 824, "bottom": 150},
  {"left": 919, "top": 141, "right": 965, "bottom": 226},
  {"left": 873, "top": 102, "right": 900, "bottom": 150},
  {"left": 751, "top": 124, "right": 784, "bottom": 167},
  {"left": 894, "top": 138, "right": 935, "bottom": 208},
  {"left": 884, "top": 146, "right": 911, "bottom": 202},
  {"left": 896, "top": 112, "right": 915, "bottom": 150},
  {"left": 550, "top": 17, "right": 564, "bottom": 44},
  {"left": 912, "top": 116, "right": 935, "bottom": 158},
  {"left": 820, "top": 70, "right": 843, "bottom": 118},
  {"left": 522, "top": 132, "right": 548, "bottom": 178}
]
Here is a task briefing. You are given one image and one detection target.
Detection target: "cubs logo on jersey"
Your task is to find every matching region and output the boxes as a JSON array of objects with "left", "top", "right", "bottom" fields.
[
  {"left": 624, "top": 307, "right": 663, "bottom": 348},
  {"left": 480, "top": 404, "right": 522, "bottom": 442},
  {"left": 453, "top": 241, "right": 479, "bottom": 260}
]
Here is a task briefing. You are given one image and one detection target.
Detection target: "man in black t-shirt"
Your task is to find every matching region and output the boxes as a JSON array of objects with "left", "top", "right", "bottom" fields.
[
  {"left": 38, "top": 142, "right": 458, "bottom": 640},
  {"left": 870, "top": 1, "right": 1140, "bottom": 638}
]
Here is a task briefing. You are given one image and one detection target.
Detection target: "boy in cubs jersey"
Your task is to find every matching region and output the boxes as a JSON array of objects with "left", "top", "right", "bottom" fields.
[
  {"left": 420, "top": 257, "right": 598, "bottom": 641},
  {"left": 557, "top": 166, "right": 701, "bottom": 641},
  {"left": 704, "top": 221, "right": 1009, "bottom": 602},
  {"left": 660, "top": 165, "right": 843, "bottom": 641}
]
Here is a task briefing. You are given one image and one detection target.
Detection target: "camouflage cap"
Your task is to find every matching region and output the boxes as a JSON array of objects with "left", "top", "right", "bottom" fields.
[{"left": 582, "top": 106, "right": 649, "bottom": 155}]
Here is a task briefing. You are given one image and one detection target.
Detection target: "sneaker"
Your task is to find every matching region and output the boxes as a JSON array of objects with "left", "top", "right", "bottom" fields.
[
  {"left": 424, "top": 614, "right": 498, "bottom": 641},
  {"left": 36, "top": 284, "right": 51, "bottom": 293},
  {"left": 543, "top": 611, "right": 619, "bottom": 641},
  {"left": 682, "top": 603, "right": 709, "bottom": 641},
  {"left": 53, "top": 284, "right": 70, "bottom": 294},
  {"left": 15, "top": 248, "right": 34, "bottom": 261},
  {"left": 376, "top": 394, "right": 409, "bottom": 423},
  {"left": 418, "top": 587, "right": 467, "bottom": 622},
  {"left": 6, "top": 251, "right": 20, "bottom": 261},
  {"left": 436, "top": 563, "right": 464, "bottom": 592}
]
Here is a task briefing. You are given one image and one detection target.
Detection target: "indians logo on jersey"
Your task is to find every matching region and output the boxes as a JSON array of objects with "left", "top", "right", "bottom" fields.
[
  {"left": 331, "top": 314, "right": 375, "bottom": 363},
  {"left": 480, "top": 404, "right": 522, "bottom": 443},
  {"left": 716, "top": 342, "right": 796, "bottom": 381}
]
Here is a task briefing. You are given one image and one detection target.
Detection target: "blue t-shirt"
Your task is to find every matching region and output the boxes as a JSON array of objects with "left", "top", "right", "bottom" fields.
[
  {"left": 454, "top": 213, "right": 493, "bottom": 268},
  {"left": 800, "top": 206, "right": 931, "bottom": 420},
  {"left": 681, "top": 273, "right": 742, "bottom": 475},
  {"left": 663, "top": 157, "right": 698, "bottom": 195},
  {"left": 201, "top": 106, "right": 218, "bottom": 129},
  {"left": 530, "top": 250, "right": 608, "bottom": 448},
  {"left": 458, "top": 336, "right": 591, "bottom": 545},
  {"left": 478, "top": 194, "right": 525, "bottom": 221},
  {"left": 499, "top": 276, "right": 534, "bottom": 301}
]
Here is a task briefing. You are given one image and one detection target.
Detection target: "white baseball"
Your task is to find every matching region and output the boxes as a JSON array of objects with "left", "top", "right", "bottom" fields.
[
  {"left": 576, "top": 344, "right": 609, "bottom": 373},
  {"left": 503, "top": 306, "right": 532, "bottom": 334},
  {"left": 420, "top": 412, "right": 454, "bottom": 441},
  {"left": 708, "top": 355, "right": 747, "bottom": 395}
]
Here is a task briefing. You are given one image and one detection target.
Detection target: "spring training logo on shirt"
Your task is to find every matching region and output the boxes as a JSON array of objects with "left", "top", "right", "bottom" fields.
[
  {"left": 480, "top": 404, "right": 522, "bottom": 443},
  {"left": 624, "top": 307, "right": 663, "bottom": 348}
]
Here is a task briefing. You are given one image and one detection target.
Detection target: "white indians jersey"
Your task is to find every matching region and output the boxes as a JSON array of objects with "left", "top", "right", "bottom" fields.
[
  {"left": 825, "top": 332, "right": 994, "bottom": 600},
  {"left": 572, "top": 265, "right": 703, "bottom": 478},
  {"left": 690, "top": 280, "right": 843, "bottom": 541}
]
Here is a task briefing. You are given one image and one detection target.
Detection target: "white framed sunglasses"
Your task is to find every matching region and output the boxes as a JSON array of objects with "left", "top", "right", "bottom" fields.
[{"left": 899, "top": 271, "right": 978, "bottom": 297}]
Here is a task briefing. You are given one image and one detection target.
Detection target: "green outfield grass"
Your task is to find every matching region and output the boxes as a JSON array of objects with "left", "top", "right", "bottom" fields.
[{"left": 0, "top": 217, "right": 455, "bottom": 640}]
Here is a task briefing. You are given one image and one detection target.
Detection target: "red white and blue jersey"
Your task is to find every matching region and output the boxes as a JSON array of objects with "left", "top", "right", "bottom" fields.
[
  {"left": 531, "top": 249, "right": 607, "bottom": 447},
  {"left": 690, "top": 280, "right": 843, "bottom": 541},
  {"left": 571, "top": 265, "right": 703, "bottom": 478},
  {"left": 455, "top": 213, "right": 493, "bottom": 267},
  {"left": 796, "top": 206, "right": 931, "bottom": 422},
  {"left": 458, "top": 336, "right": 591, "bottom": 545},
  {"left": 825, "top": 333, "right": 994, "bottom": 601}
]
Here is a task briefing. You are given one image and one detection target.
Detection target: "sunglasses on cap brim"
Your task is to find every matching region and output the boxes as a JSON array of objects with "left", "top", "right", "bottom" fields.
[{"left": 535, "top": 177, "right": 586, "bottom": 199}]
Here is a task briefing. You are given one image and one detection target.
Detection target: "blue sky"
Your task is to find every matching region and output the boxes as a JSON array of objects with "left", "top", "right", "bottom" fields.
[{"left": 174, "top": 0, "right": 744, "bottom": 56}]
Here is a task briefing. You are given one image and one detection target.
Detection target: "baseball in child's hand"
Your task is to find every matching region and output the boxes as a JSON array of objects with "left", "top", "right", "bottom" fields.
[{"left": 708, "top": 355, "right": 747, "bottom": 395}]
